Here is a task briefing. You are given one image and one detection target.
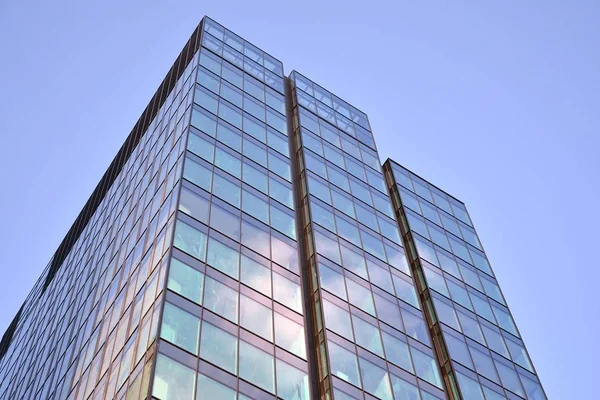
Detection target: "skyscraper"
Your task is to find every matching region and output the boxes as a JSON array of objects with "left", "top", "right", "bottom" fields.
[{"left": 0, "top": 16, "right": 546, "bottom": 400}]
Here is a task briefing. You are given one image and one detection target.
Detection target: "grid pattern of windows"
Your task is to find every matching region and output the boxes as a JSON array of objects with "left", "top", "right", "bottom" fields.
[
  {"left": 290, "top": 71, "right": 446, "bottom": 400},
  {"left": 0, "top": 48, "right": 198, "bottom": 399},
  {"left": 385, "top": 160, "right": 546, "bottom": 400},
  {"left": 150, "top": 18, "right": 311, "bottom": 400}
]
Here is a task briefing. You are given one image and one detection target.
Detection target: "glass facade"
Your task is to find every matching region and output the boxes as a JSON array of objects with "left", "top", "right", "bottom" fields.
[
  {"left": 0, "top": 16, "right": 545, "bottom": 400},
  {"left": 384, "top": 160, "right": 547, "bottom": 400}
]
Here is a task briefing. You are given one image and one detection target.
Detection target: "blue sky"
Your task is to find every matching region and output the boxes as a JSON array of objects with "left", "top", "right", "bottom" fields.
[{"left": 0, "top": 1, "right": 598, "bottom": 398}]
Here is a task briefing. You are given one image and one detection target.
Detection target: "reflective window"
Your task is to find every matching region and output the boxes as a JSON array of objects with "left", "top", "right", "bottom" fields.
[
  {"left": 392, "top": 274, "right": 420, "bottom": 309},
  {"left": 359, "top": 357, "right": 393, "bottom": 400},
  {"left": 274, "top": 273, "right": 303, "bottom": 314},
  {"left": 207, "top": 237, "right": 240, "bottom": 279},
  {"left": 174, "top": 220, "right": 207, "bottom": 261},
  {"left": 445, "top": 333, "right": 473, "bottom": 369},
  {"left": 152, "top": 354, "right": 195, "bottom": 400},
  {"left": 432, "top": 297, "right": 460, "bottom": 331},
  {"left": 495, "top": 360, "right": 525, "bottom": 397},
  {"left": 402, "top": 309, "right": 430, "bottom": 344},
  {"left": 239, "top": 341, "right": 275, "bottom": 393},
  {"left": 328, "top": 341, "right": 361, "bottom": 388},
  {"left": 346, "top": 279, "right": 375, "bottom": 316},
  {"left": 352, "top": 315, "right": 384, "bottom": 356},
  {"left": 276, "top": 359, "right": 310, "bottom": 400},
  {"left": 200, "top": 321, "right": 237, "bottom": 374},
  {"left": 381, "top": 331, "right": 413, "bottom": 372},
  {"left": 320, "top": 263, "right": 347, "bottom": 300},
  {"left": 455, "top": 372, "right": 484, "bottom": 400},
  {"left": 323, "top": 299, "right": 353, "bottom": 340},
  {"left": 160, "top": 303, "right": 200, "bottom": 355},
  {"left": 203, "top": 276, "right": 238, "bottom": 323},
  {"left": 196, "top": 374, "right": 236, "bottom": 400},
  {"left": 240, "top": 254, "right": 271, "bottom": 296},
  {"left": 179, "top": 187, "right": 210, "bottom": 224},
  {"left": 184, "top": 157, "right": 213, "bottom": 192},
  {"left": 240, "top": 294, "right": 272, "bottom": 340},
  {"left": 470, "top": 346, "right": 500, "bottom": 383},
  {"left": 212, "top": 173, "right": 240, "bottom": 207},
  {"left": 411, "top": 347, "right": 442, "bottom": 388},
  {"left": 188, "top": 132, "right": 215, "bottom": 163},
  {"left": 391, "top": 374, "right": 420, "bottom": 400},
  {"left": 274, "top": 313, "right": 307, "bottom": 359},
  {"left": 457, "top": 311, "right": 485, "bottom": 344},
  {"left": 168, "top": 258, "right": 204, "bottom": 304},
  {"left": 481, "top": 325, "right": 509, "bottom": 358}
]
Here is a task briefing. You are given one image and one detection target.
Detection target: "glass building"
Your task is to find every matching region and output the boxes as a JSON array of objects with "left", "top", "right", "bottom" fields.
[{"left": 0, "top": 17, "right": 546, "bottom": 400}]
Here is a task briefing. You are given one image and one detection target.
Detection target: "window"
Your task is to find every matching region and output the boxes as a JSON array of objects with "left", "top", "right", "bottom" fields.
[
  {"left": 270, "top": 178, "right": 293, "bottom": 209},
  {"left": 352, "top": 315, "right": 383, "bottom": 356},
  {"left": 200, "top": 321, "right": 237, "bottom": 374},
  {"left": 196, "top": 374, "right": 236, "bottom": 400},
  {"left": 274, "top": 273, "right": 303, "bottom": 314},
  {"left": 242, "top": 190, "right": 269, "bottom": 224},
  {"left": 276, "top": 359, "right": 310, "bottom": 400},
  {"left": 402, "top": 309, "right": 430, "bottom": 344},
  {"left": 243, "top": 136, "right": 267, "bottom": 164},
  {"left": 340, "top": 245, "right": 368, "bottom": 279},
  {"left": 191, "top": 107, "right": 217, "bottom": 137},
  {"left": 168, "top": 258, "right": 204, "bottom": 304},
  {"left": 390, "top": 374, "right": 420, "bottom": 400},
  {"left": 240, "top": 294, "right": 272, "bottom": 340},
  {"left": 311, "top": 201, "right": 336, "bottom": 232},
  {"left": 308, "top": 175, "right": 331, "bottom": 204},
  {"left": 241, "top": 219, "right": 269, "bottom": 255},
  {"left": 423, "top": 266, "right": 448, "bottom": 297},
  {"left": 494, "top": 360, "right": 525, "bottom": 397},
  {"left": 506, "top": 339, "right": 533, "bottom": 371},
  {"left": 392, "top": 275, "right": 419, "bottom": 309},
  {"left": 243, "top": 162, "right": 268, "bottom": 194},
  {"left": 195, "top": 85, "right": 218, "bottom": 114},
  {"left": 218, "top": 101, "right": 242, "bottom": 129},
  {"left": 373, "top": 294, "right": 403, "bottom": 331},
  {"left": 323, "top": 299, "right": 353, "bottom": 340},
  {"left": 359, "top": 358, "right": 393, "bottom": 400},
  {"left": 328, "top": 341, "right": 361, "bottom": 388},
  {"left": 210, "top": 205, "right": 240, "bottom": 241},
  {"left": 314, "top": 230, "right": 340, "bottom": 265},
  {"left": 179, "top": 188, "right": 210, "bottom": 224},
  {"left": 270, "top": 206, "right": 296, "bottom": 239},
  {"left": 457, "top": 311, "right": 485, "bottom": 344},
  {"left": 240, "top": 254, "right": 271, "bottom": 296},
  {"left": 336, "top": 216, "right": 361, "bottom": 247},
  {"left": 481, "top": 325, "right": 509, "bottom": 358},
  {"left": 174, "top": 220, "right": 207, "bottom": 262},
  {"left": 455, "top": 372, "right": 484, "bottom": 400},
  {"left": 216, "top": 122, "right": 242, "bottom": 152},
  {"left": 268, "top": 152, "right": 291, "bottom": 181},
  {"left": 445, "top": 334, "right": 473, "bottom": 369},
  {"left": 381, "top": 331, "right": 413, "bottom": 372},
  {"left": 207, "top": 237, "right": 240, "bottom": 279},
  {"left": 411, "top": 347, "right": 442, "bottom": 388},
  {"left": 432, "top": 297, "right": 460, "bottom": 331},
  {"left": 187, "top": 132, "right": 214, "bottom": 163},
  {"left": 346, "top": 279, "right": 375, "bottom": 316},
  {"left": 184, "top": 157, "right": 212, "bottom": 192},
  {"left": 491, "top": 304, "right": 518, "bottom": 336},
  {"left": 271, "top": 235, "right": 298, "bottom": 273},
  {"left": 203, "top": 276, "right": 238, "bottom": 323},
  {"left": 152, "top": 354, "right": 195, "bottom": 400},
  {"left": 360, "top": 229, "right": 386, "bottom": 261},
  {"left": 160, "top": 303, "right": 200, "bottom": 355},
  {"left": 319, "top": 263, "right": 347, "bottom": 300},
  {"left": 215, "top": 148, "right": 242, "bottom": 178},
  {"left": 470, "top": 346, "right": 500, "bottom": 383},
  {"left": 447, "top": 280, "right": 473, "bottom": 311},
  {"left": 470, "top": 292, "right": 496, "bottom": 323},
  {"left": 274, "top": 313, "right": 306, "bottom": 359},
  {"left": 239, "top": 341, "right": 274, "bottom": 393},
  {"left": 212, "top": 174, "right": 240, "bottom": 208},
  {"left": 367, "top": 260, "right": 394, "bottom": 294}
]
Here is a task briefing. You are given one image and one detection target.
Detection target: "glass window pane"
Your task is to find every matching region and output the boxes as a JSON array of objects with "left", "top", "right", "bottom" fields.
[
  {"left": 359, "top": 357, "right": 393, "bottom": 400},
  {"left": 207, "top": 237, "right": 240, "bottom": 279},
  {"left": 184, "top": 157, "right": 212, "bottom": 192},
  {"left": 382, "top": 331, "right": 413, "bottom": 372},
  {"left": 174, "top": 220, "right": 207, "bottom": 261},
  {"left": 392, "top": 275, "right": 419, "bottom": 309},
  {"left": 243, "top": 162, "right": 268, "bottom": 194},
  {"left": 276, "top": 359, "right": 310, "bottom": 400},
  {"left": 432, "top": 297, "right": 460, "bottom": 331},
  {"left": 390, "top": 374, "right": 420, "bottom": 400},
  {"left": 218, "top": 102, "right": 242, "bottom": 129},
  {"left": 271, "top": 235, "right": 299, "bottom": 273},
  {"left": 160, "top": 303, "right": 200, "bottom": 355},
  {"left": 360, "top": 229, "right": 386, "bottom": 261},
  {"left": 340, "top": 245, "right": 368, "bottom": 279},
  {"left": 244, "top": 115, "right": 267, "bottom": 142},
  {"left": 269, "top": 152, "right": 291, "bottom": 181},
  {"left": 274, "top": 273, "right": 303, "bottom": 314},
  {"left": 270, "top": 178, "right": 293, "bottom": 208},
  {"left": 274, "top": 313, "right": 306, "bottom": 359},
  {"left": 191, "top": 107, "right": 217, "bottom": 137},
  {"left": 212, "top": 174, "right": 241, "bottom": 208},
  {"left": 179, "top": 188, "right": 210, "bottom": 224},
  {"left": 210, "top": 205, "right": 240, "bottom": 241},
  {"left": 470, "top": 293, "right": 495, "bottom": 323},
  {"left": 506, "top": 339, "right": 533, "bottom": 371},
  {"left": 491, "top": 304, "right": 518, "bottom": 336},
  {"left": 373, "top": 294, "right": 403, "bottom": 331},
  {"left": 346, "top": 279, "right": 375, "bottom": 316},
  {"left": 367, "top": 260, "right": 394, "bottom": 294},
  {"left": 240, "top": 294, "right": 273, "bottom": 340},
  {"left": 241, "top": 219, "right": 269, "bottom": 255},
  {"left": 243, "top": 137, "right": 267, "bottom": 164},
  {"left": 270, "top": 206, "right": 296, "bottom": 239},
  {"left": 203, "top": 276, "right": 238, "bottom": 323},
  {"left": 195, "top": 85, "right": 218, "bottom": 114},
  {"left": 314, "top": 230, "right": 340, "bottom": 264},
  {"left": 216, "top": 122, "right": 242, "bottom": 152},
  {"left": 481, "top": 325, "right": 509, "bottom": 358},
  {"left": 215, "top": 148, "right": 242, "bottom": 179},
  {"left": 242, "top": 190, "right": 269, "bottom": 224},
  {"left": 196, "top": 374, "right": 236, "bottom": 400},
  {"left": 323, "top": 299, "right": 353, "bottom": 340},
  {"left": 447, "top": 280, "right": 473, "bottom": 311},
  {"left": 239, "top": 341, "right": 275, "bottom": 393},
  {"left": 328, "top": 340, "right": 361, "bottom": 388},
  {"left": 168, "top": 258, "right": 204, "bottom": 304},
  {"left": 308, "top": 175, "right": 331, "bottom": 204},
  {"left": 455, "top": 372, "right": 484, "bottom": 400},
  {"left": 457, "top": 311, "right": 485, "bottom": 344},
  {"left": 445, "top": 334, "right": 473, "bottom": 369},
  {"left": 470, "top": 346, "right": 500, "bottom": 383},
  {"left": 240, "top": 254, "right": 271, "bottom": 296},
  {"left": 495, "top": 360, "right": 525, "bottom": 397},
  {"left": 319, "top": 263, "right": 347, "bottom": 300},
  {"left": 352, "top": 315, "right": 383, "bottom": 357},
  {"left": 200, "top": 321, "right": 237, "bottom": 374},
  {"left": 153, "top": 354, "right": 195, "bottom": 400},
  {"left": 411, "top": 347, "right": 442, "bottom": 388},
  {"left": 188, "top": 132, "right": 215, "bottom": 162}
]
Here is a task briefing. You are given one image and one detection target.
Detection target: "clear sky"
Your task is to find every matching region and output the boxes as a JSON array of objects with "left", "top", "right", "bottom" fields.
[{"left": 0, "top": 1, "right": 598, "bottom": 398}]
